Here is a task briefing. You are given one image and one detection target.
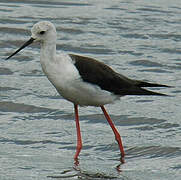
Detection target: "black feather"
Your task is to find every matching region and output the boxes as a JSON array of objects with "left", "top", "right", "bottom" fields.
[{"left": 70, "top": 54, "right": 169, "bottom": 96}]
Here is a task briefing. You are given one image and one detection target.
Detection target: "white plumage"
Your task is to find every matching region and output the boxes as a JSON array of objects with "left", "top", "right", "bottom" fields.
[
  {"left": 42, "top": 52, "right": 118, "bottom": 106},
  {"left": 6, "top": 21, "right": 169, "bottom": 163},
  {"left": 30, "top": 21, "right": 118, "bottom": 106}
]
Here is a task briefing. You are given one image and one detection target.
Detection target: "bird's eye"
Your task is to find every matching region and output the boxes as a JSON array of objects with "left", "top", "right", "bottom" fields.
[{"left": 39, "top": 31, "right": 45, "bottom": 35}]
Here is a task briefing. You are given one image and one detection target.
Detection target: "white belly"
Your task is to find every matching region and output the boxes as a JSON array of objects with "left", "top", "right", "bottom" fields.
[
  {"left": 40, "top": 53, "right": 119, "bottom": 106},
  {"left": 56, "top": 79, "right": 119, "bottom": 106}
]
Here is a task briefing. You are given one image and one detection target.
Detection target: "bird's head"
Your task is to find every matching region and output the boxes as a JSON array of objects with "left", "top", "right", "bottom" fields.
[
  {"left": 6, "top": 21, "right": 56, "bottom": 60},
  {"left": 31, "top": 21, "right": 56, "bottom": 43}
]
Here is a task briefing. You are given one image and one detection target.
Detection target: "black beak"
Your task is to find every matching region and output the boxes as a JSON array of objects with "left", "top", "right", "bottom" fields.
[{"left": 6, "top": 37, "right": 35, "bottom": 60}]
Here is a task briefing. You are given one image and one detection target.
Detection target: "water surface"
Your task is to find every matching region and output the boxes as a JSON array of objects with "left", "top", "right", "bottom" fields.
[{"left": 0, "top": 0, "right": 181, "bottom": 179}]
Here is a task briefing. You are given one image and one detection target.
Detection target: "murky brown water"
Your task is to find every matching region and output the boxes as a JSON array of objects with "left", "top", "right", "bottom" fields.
[{"left": 0, "top": 0, "right": 181, "bottom": 179}]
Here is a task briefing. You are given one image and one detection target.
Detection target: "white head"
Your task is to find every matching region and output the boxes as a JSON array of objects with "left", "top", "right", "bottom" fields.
[
  {"left": 6, "top": 21, "right": 57, "bottom": 60},
  {"left": 31, "top": 21, "right": 57, "bottom": 44}
]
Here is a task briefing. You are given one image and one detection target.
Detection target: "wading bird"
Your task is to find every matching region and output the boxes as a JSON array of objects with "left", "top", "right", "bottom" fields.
[{"left": 6, "top": 21, "right": 169, "bottom": 163}]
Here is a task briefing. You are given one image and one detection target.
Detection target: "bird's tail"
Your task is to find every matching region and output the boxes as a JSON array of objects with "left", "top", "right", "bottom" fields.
[
  {"left": 133, "top": 88, "right": 168, "bottom": 96},
  {"left": 120, "top": 86, "right": 169, "bottom": 96},
  {"left": 136, "top": 80, "right": 171, "bottom": 88}
]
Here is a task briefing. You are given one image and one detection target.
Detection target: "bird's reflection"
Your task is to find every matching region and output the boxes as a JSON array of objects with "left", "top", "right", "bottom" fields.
[
  {"left": 73, "top": 158, "right": 80, "bottom": 169},
  {"left": 48, "top": 157, "right": 125, "bottom": 179}
]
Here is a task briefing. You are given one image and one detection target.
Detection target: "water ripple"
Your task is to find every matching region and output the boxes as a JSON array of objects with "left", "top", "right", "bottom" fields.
[
  {"left": 0, "top": 1, "right": 181, "bottom": 179},
  {"left": 127, "top": 146, "right": 181, "bottom": 158},
  {"left": 0, "top": 67, "right": 13, "bottom": 75},
  {"left": 129, "top": 60, "right": 164, "bottom": 67},
  {"left": 0, "top": 101, "right": 53, "bottom": 113}
]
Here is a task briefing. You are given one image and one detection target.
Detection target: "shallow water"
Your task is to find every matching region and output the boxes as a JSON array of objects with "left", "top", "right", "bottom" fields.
[{"left": 0, "top": 0, "right": 181, "bottom": 179}]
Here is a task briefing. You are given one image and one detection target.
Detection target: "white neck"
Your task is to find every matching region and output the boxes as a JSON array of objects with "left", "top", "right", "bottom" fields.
[{"left": 40, "top": 41, "right": 56, "bottom": 63}]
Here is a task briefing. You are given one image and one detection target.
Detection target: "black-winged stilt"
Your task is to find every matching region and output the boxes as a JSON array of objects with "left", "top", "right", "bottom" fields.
[{"left": 6, "top": 21, "right": 169, "bottom": 163}]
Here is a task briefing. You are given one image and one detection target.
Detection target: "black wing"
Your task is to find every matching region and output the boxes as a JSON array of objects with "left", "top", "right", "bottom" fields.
[{"left": 70, "top": 54, "right": 168, "bottom": 96}]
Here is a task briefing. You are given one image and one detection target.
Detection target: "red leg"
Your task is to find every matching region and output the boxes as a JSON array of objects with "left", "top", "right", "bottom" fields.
[
  {"left": 101, "top": 106, "right": 125, "bottom": 162},
  {"left": 74, "top": 104, "right": 82, "bottom": 161}
]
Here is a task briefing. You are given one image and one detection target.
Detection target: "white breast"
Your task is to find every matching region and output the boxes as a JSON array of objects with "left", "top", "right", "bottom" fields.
[{"left": 41, "top": 53, "right": 119, "bottom": 106}]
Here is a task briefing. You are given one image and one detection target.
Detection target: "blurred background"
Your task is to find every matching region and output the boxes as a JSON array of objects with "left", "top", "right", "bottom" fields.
[{"left": 0, "top": 0, "right": 181, "bottom": 179}]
